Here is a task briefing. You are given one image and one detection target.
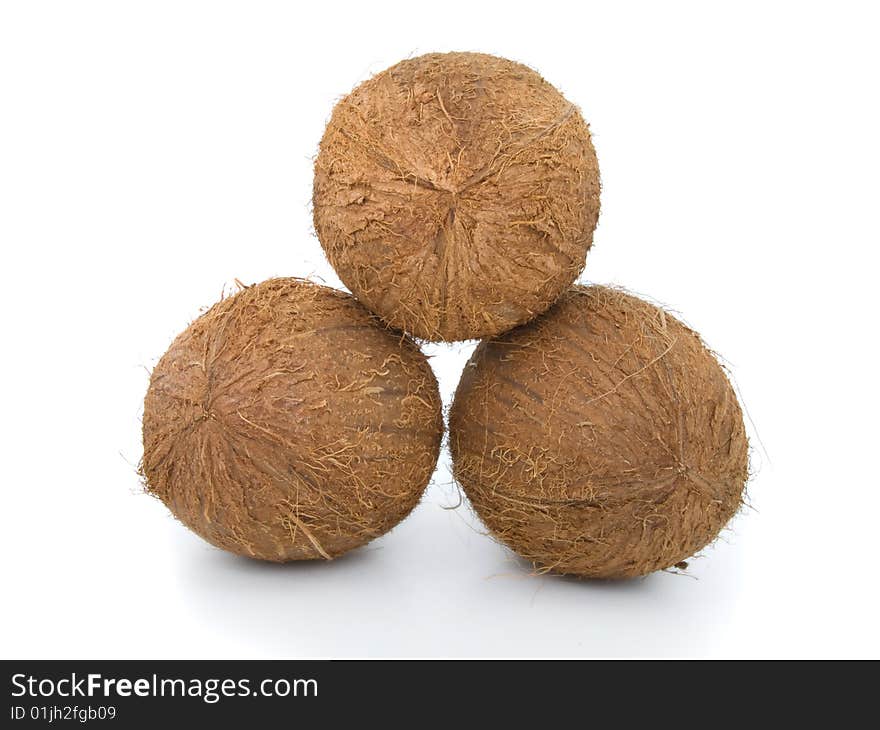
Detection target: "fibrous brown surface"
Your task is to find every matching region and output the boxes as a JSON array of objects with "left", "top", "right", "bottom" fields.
[
  {"left": 450, "top": 286, "right": 748, "bottom": 578},
  {"left": 313, "top": 52, "right": 600, "bottom": 342},
  {"left": 141, "top": 278, "right": 443, "bottom": 561}
]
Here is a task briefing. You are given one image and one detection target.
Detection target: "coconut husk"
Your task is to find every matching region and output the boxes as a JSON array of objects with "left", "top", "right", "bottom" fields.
[
  {"left": 449, "top": 285, "right": 748, "bottom": 578},
  {"left": 141, "top": 278, "right": 443, "bottom": 561},
  {"left": 313, "top": 51, "right": 600, "bottom": 342}
]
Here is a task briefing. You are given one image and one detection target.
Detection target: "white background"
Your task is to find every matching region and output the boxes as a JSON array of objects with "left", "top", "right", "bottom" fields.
[{"left": 2, "top": 1, "right": 878, "bottom": 659}]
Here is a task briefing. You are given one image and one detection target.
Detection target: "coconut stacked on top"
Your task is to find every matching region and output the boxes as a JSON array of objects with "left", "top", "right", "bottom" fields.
[
  {"left": 143, "top": 51, "right": 747, "bottom": 577},
  {"left": 313, "top": 52, "right": 600, "bottom": 342}
]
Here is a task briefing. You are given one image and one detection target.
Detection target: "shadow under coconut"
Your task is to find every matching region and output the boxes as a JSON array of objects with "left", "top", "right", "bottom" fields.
[
  {"left": 171, "top": 501, "right": 748, "bottom": 658},
  {"left": 173, "top": 529, "right": 434, "bottom": 656}
]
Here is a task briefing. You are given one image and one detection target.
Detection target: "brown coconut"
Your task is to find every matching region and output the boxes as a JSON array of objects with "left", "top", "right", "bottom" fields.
[
  {"left": 141, "top": 278, "right": 443, "bottom": 562},
  {"left": 313, "top": 51, "right": 600, "bottom": 342},
  {"left": 449, "top": 286, "right": 748, "bottom": 579}
]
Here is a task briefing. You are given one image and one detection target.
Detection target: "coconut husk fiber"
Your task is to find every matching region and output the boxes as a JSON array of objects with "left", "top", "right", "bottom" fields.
[
  {"left": 449, "top": 286, "right": 748, "bottom": 579},
  {"left": 313, "top": 51, "right": 600, "bottom": 342},
  {"left": 141, "top": 278, "right": 443, "bottom": 562}
]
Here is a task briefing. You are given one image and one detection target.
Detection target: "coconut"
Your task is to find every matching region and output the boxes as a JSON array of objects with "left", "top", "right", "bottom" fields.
[
  {"left": 313, "top": 51, "right": 600, "bottom": 342},
  {"left": 449, "top": 286, "right": 748, "bottom": 578},
  {"left": 141, "top": 278, "right": 443, "bottom": 562}
]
